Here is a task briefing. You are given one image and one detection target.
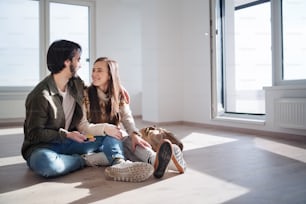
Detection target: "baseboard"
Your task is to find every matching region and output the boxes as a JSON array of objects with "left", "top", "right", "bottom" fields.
[
  {"left": 138, "top": 118, "right": 306, "bottom": 143},
  {"left": 0, "top": 118, "right": 24, "bottom": 128},
  {"left": 184, "top": 121, "right": 306, "bottom": 142}
]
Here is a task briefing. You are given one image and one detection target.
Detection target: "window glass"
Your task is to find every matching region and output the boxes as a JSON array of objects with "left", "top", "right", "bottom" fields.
[
  {"left": 218, "top": 0, "right": 272, "bottom": 115},
  {"left": 0, "top": 0, "right": 39, "bottom": 86},
  {"left": 282, "top": 0, "right": 306, "bottom": 80},
  {"left": 50, "top": 2, "right": 90, "bottom": 85}
]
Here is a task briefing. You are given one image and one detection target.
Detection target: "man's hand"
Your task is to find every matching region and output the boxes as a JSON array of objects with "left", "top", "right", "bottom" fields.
[
  {"left": 121, "top": 86, "right": 130, "bottom": 104},
  {"left": 66, "top": 131, "right": 95, "bottom": 143}
]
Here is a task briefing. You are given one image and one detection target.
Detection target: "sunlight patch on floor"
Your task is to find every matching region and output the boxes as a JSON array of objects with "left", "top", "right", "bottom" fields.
[
  {"left": 181, "top": 132, "right": 237, "bottom": 151},
  {"left": 0, "top": 156, "right": 25, "bottom": 167},
  {"left": 94, "top": 168, "right": 249, "bottom": 204},
  {"left": 0, "top": 127, "right": 23, "bottom": 136},
  {"left": 0, "top": 182, "right": 90, "bottom": 204},
  {"left": 255, "top": 138, "right": 306, "bottom": 163}
]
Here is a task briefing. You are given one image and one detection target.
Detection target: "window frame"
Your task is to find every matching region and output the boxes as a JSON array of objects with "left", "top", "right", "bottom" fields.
[
  {"left": 0, "top": 0, "right": 40, "bottom": 93},
  {"left": 273, "top": 0, "right": 306, "bottom": 85},
  {"left": 0, "top": 0, "right": 95, "bottom": 96},
  {"left": 210, "top": 0, "right": 306, "bottom": 123}
]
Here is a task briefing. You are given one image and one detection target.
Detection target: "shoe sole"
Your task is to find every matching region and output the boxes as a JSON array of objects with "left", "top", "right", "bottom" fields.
[
  {"left": 153, "top": 139, "right": 173, "bottom": 178},
  {"left": 105, "top": 162, "right": 154, "bottom": 182}
]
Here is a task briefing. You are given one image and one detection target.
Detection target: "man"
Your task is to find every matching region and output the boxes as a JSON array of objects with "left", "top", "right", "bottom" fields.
[{"left": 22, "top": 40, "right": 153, "bottom": 182}]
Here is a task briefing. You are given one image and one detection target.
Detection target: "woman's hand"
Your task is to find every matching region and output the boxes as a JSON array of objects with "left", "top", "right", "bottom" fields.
[
  {"left": 104, "top": 124, "right": 124, "bottom": 140},
  {"left": 130, "top": 133, "right": 152, "bottom": 152}
]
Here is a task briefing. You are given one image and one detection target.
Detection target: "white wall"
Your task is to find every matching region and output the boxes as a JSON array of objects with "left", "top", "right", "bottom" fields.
[
  {"left": 95, "top": 0, "right": 142, "bottom": 115},
  {"left": 0, "top": 91, "right": 27, "bottom": 121},
  {"left": 181, "top": 0, "right": 211, "bottom": 124},
  {"left": 141, "top": 0, "right": 184, "bottom": 122}
]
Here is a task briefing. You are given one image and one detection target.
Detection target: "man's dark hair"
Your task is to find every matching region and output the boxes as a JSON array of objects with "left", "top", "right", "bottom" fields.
[{"left": 46, "top": 40, "right": 82, "bottom": 74}]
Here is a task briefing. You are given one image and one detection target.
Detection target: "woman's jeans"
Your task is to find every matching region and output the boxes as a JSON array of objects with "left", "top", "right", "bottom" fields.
[{"left": 27, "top": 136, "right": 124, "bottom": 178}]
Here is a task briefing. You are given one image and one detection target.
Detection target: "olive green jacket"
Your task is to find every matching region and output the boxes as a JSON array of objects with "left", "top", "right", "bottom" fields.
[{"left": 21, "top": 75, "right": 85, "bottom": 160}]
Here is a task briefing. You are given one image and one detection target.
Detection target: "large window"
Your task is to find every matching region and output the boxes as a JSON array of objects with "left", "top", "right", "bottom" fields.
[
  {"left": 0, "top": 0, "right": 93, "bottom": 89},
  {"left": 50, "top": 2, "right": 90, "bottom": 84},
  {"left": 282, "top": 0, "right": 306, "bottom": 80},
  {"left": 214, "top": 0, "right": 272, "bottom": 116},
  {"left": 0, "top": 0, "right": 39, "bottom": 87},
  {"left": 212, "top": 0, "right": 306, "bottom": 119}
]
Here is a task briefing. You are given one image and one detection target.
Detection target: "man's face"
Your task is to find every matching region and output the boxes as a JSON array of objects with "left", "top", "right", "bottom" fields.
[{"left": 70, "top": 51, "right": 81, "bottom": 77}]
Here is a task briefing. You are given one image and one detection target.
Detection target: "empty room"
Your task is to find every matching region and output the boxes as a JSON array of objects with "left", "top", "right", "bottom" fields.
[{"left": 1, "top": 0, "right": 306, "bottom": 203}]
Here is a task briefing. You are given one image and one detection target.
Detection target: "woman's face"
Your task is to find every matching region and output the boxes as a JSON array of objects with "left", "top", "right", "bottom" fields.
[{"left": 91, "top": 60, "right": 110, "bottom": 88}]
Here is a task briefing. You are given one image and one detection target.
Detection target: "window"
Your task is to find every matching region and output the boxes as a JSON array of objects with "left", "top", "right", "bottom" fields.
[
  {"left": 214, "top": 0, "right": 272, "bottom": 116},
  {"left": 282, "top": 0, "right": 306, "bottom": 81},
  {"left": 49, "top": 2, "right": 91, "bottom": 84},
  {"left": 0, "top": 0, "right": 39, "bottom": 87},
  {"left": 212, "top": 0, "right": 306, "bottom": 121},
  {"left": 0, "top": 0, "right": 94, "bottom": 89}
]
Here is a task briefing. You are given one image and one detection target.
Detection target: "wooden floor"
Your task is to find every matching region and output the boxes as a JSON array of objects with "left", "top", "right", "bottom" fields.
[{"left": 0, "top": 119, "right": 306, "bottom": 204}]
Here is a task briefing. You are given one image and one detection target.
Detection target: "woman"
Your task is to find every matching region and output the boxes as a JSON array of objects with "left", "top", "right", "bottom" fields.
[{"left": 78, "top": 57, "right": 186, "bottom": 180}]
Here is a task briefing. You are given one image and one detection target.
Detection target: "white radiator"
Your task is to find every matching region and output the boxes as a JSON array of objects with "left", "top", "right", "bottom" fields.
[{"left": 275, "top": 98, "right": 306, "bottom": 130}]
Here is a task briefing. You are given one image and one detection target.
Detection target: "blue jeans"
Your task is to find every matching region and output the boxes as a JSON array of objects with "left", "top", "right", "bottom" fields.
[{"left": 27, "top": 136, "right": 124, "bottom": 178}]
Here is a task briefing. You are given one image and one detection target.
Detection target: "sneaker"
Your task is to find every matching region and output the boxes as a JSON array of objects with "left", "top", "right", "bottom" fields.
[
  {"left": 171, "top": 144, "right": 187, "bottom": 173},
  {"left": 112, "top": 158, "right": 125, "bottom": 165},
  {"left": 82, "top": 152, "right": 109, "bottom": 167},
  {"left": 105, "top": 161, "right": 154, "bottom": 182},
  {"left": 153, "top": 139, "right": 173, "bottom": 178}
]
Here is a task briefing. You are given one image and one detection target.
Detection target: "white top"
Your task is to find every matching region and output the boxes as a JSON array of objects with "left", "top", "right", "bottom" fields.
[{"left": 59, "top": 87, "right": 76, "bottom": 129}]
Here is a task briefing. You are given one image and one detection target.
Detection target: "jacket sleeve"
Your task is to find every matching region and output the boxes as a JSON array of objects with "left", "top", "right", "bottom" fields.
[
  {"left": 120, "top": 103, "right": 140, "bottom": 136},
  {"left": 24, "top": 91, "right": 65, "bottom": 143},
  {"left": 77, "top": 103, "right": 107, "bottom": 136}
]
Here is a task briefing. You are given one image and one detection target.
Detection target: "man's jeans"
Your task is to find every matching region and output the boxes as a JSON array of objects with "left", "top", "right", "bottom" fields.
[{"left": 27, "top": 136, "right": 124, "bottom": 178}]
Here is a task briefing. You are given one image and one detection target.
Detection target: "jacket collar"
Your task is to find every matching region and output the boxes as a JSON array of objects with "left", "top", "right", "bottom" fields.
[
  {"left": 46, "top": 75, "right": 60, "bottom": 96},
  {"left": 46, "top": 74, "right": 77, "bottom": 97}
]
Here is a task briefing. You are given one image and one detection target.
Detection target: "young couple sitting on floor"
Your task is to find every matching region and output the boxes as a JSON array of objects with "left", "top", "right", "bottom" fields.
[{"left": 22, "top": 40, "right": 186, "bottom": 182}]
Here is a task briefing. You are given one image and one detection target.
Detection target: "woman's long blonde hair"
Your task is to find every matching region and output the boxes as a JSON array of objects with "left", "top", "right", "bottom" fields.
[{"left": 87, "top": 57, "right": 126, "bottom": 124}]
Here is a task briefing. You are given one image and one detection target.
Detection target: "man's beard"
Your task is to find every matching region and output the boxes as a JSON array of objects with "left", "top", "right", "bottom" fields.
[{"left": 70, "top": 64, "right": 77, "bottom": 78}]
